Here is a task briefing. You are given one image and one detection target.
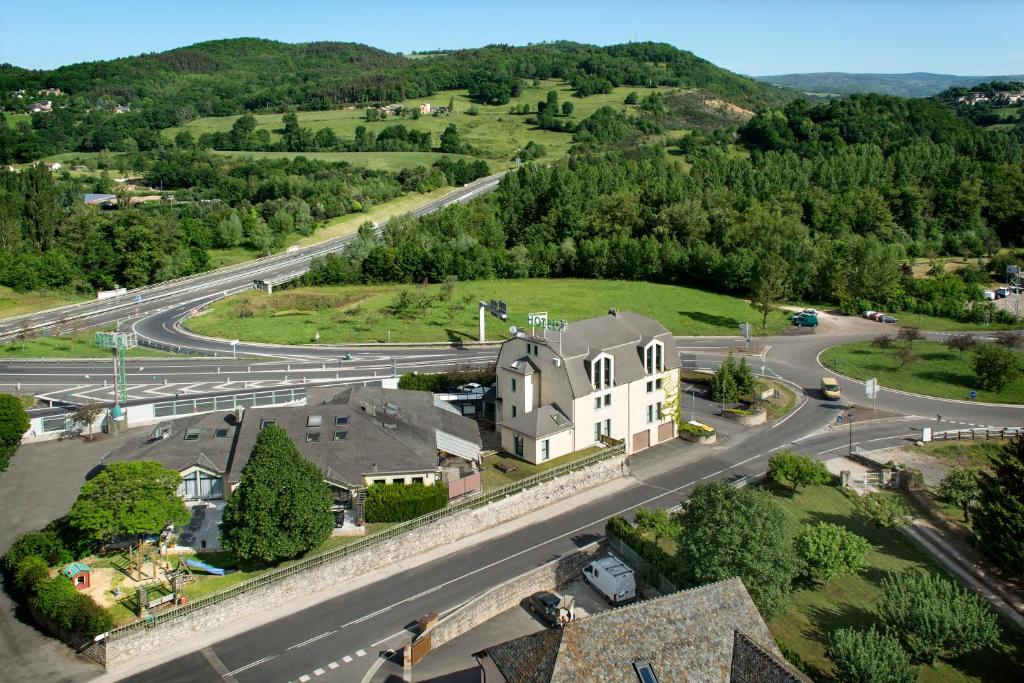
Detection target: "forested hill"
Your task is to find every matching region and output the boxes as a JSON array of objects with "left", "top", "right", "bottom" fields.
[
  {"left": 0, "top": 38, "right": 790, "bottom": 118},
  {"left": 757, "top": 72, "right": 1024, "bottom": 98}
]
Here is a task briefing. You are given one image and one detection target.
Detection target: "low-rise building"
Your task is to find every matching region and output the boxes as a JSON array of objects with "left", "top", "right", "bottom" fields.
[
  {"left": 37, "top": 88, "right": 62, "bottom": 97},
  {"left": 102, "top": 387, "right": 482, "bottom": 525},
  {"left": 114, "top": 104, "right": 131, "bottom": 114},
  {"left": 420, "top": 102, "right": 433, "bottom": 115},
  {"left": 475, "top": 577, "right": 809, "bottom": 683},
  {"left": 495, "top": 310, "right": 680, "bottom": 463}
]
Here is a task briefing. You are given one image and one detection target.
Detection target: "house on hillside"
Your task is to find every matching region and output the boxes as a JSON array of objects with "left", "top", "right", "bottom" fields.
[
  {"left": 419, "top": 102, "right": 433, "bottom": 115},
  {"left": 27, "top": 100, "right": 52, "bottom": 114},
  {"left": 11, "top": 90, "right": 26, "bottom": 99},
  {"left": 84, "top": 193, "right": 117, "bottom": 207},
  {"left": 114, "top": 104, "right": 131, "bottom": 114},
  {"left": 37, "top": 88, "right": 62, "bottom": 97},
  {"left": 102, "top": 386, "right": 482, "bottom": 527},
  {"left": 495, "top": 310, "right": 680, "bottom": 463},
  {"left": 44, "top": 162, "right": 62, "bottom": 171},
  {"left": 377, "top": 104, "right": 403, "bottom": 116},
  {"left": 475, "top": 577, "right": 810, "bottom": 683}
]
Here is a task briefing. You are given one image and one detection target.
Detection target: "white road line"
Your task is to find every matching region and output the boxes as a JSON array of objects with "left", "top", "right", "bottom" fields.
[
  {"left": 286, "top": 630, "right": 336, "bottom": 650},
  {"left": 355, "top": 649, "right": 367, "bottom": 657},
  {"left": 314, "top": 668, "right": 325, "bottom": 676},
  {"left": 371, "top": 630, "right": 410, "bottom": 647},
  {"left": 299, "top": 676, "right": 311, "bottom": 682},
  {"left": 224, "top": 655, "right": 276, "bottom": 676},
  {"left": 342, "top": 655, "right": 353, "bottom": 663},
  {"left": 328, "top": 661, "right": 339, "bottom": 669}
]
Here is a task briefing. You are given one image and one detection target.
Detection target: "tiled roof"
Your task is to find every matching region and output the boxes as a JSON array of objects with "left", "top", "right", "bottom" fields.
[
  {"left": 501, "top": 404, "right": 573, "bottom": 439},
  {"left": 483, "top": 578, "right": 790, "bottom": 683}
]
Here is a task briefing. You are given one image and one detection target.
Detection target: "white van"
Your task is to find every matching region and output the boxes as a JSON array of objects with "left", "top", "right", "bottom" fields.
[
  {"left": 983, "top": 290, "right": 996, "bottom": 300},
  {"left": 582, "top": 556, "right": 636, "bottom": 605}
]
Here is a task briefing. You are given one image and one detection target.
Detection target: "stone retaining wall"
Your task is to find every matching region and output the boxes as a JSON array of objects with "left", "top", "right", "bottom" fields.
[
  {"left": 100, "top": 452, "right": 627, "bottom": 669},
  {"left": 722, "top": 409, "right": 767, "bottom": 426}
]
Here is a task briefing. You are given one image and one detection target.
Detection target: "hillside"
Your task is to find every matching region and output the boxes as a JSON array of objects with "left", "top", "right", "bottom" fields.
[{"left": 756, "top": 72, "right": 1024, "bottom": 98}]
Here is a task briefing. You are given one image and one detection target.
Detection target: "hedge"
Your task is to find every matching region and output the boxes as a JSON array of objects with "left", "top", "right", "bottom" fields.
[
  {"left": 365, "top": 483, "right": 449, "bottom": 523},
  {"left": 4, "top": 531, "right": 72, "bottom": 571},
  {"left": 605, "top": 516, "right": 686, "bottom": 586},
  {"left": 33, "top": 576, "right": 112, "bottom": 637},
  {"left": 13, "top": 555, "right": 49, "bottom": 594},
  {"left": 679, "top": 422, "right": 715, "bottom": 437},
  {"left": 397, "top": 367, "right": 495, "bottom": 393}
]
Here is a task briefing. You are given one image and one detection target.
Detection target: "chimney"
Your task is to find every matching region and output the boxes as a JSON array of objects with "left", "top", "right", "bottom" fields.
[{"left": 235, "top": 406, "right": 245, "bottom": 423}]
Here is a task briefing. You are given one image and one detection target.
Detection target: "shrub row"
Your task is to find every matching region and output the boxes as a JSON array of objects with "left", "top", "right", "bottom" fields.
[
  {"left": 32, "top": 572, "right": 113, "bottom": 637},
  {"left": 365, "top": 483, "right": 449, "bottom": 523},
  {"left": 605, "top": 516, "right": 686, "bottom": 586},
  {"left": 397, "top": 367, "right": 495, "bottom": 393}
]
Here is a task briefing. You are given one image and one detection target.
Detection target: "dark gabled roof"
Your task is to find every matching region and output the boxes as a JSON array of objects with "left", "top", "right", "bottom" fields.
[
  {"left": 730, "top": 631, "right": 811, "bottom": 683},
  {"left": 483, "top": 578, "right": 795, "bottom": 683},
  {"left": 501, "top": 404, "right": 573, "bottom": 439},
  {"left": 102, "top": 412, "right": 238, "bottom": 475}
]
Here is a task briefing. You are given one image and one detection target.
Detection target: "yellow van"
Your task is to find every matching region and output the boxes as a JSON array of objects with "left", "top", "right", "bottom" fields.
[{"left": 820, "top": 377, "right": 841, "bottom": 400}]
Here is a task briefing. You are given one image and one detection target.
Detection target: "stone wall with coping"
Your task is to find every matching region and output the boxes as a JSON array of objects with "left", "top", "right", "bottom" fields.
[{"left": 99, "top": 452, "right": 627, "bottom": 669}]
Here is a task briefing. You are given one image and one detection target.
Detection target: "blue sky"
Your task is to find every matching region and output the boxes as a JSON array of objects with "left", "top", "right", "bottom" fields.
[{"left": 2, "top": 0, "right": 1023, "bottom": 75}]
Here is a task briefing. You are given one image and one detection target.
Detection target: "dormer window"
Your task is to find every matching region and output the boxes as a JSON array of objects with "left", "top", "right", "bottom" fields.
[
  {"left": 644, "top": 341, "right": 664, "bottom": 374},
  {"left": 591, "top": 354, "right": 614, "bottom": 391}
]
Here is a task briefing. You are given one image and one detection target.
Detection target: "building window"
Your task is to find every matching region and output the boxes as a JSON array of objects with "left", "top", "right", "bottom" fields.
[
  {"left": 514, "top": 434, "right": 524, "bottom": 456},
  {"left": 307, "top": 415, "right": 322, "bottom": 427},
  {"left": 178, "top": 471, "right": 223, "bottom": 501},
  {"left": 305, "top": 432, "right": 320, "bottom": 443},
  {"left": 511, "top": 377, "right": 517, "bottom": 392},
  {"left": 373, "top": 479, "right": 386, "bottom": 485},
  {"left": 647, "top": 405, "right": 655, "bottom": 424},
  {"left": 657, "top": 401, "right": 664, "bottom": 420},
  {"left": 334, "top": 430, "right": 347, "bottom": 441},
  {"left": 184, "top": 428, "right": 200, "bottom": 441},
  {"left": 644, "top": 342, "right": 665, "bottom": 374},
  {"left": 214, "top": 428, "right": 229, "bottom": 439},
  {"left": 532, "top": 344, "right": 539, "bottom": 356},
  {"left": 541, "top": 439, "right": 550, "bottom": 461},
  {"left": 594, "top": 422, "right": 602, "bottom": 442},
  {"left": 646, "top": 380, "right": 653, "bottom": 393},
  {"left": 603, "top": 394, "right": 611, "bottom": 407},
  {"left": 260, "top": 418, "right": 276, "bottom": 429},
  {"left": 512, "top": 405, "right": 517, "bottom": 418},
  {"left": 591, "top": 355, "right": 614, "bottom": 391},
  {"left": 411, "top": 477, "right": 424, "bottom": 484},
  {"left": 335, "top": 416, "right": 348, "bottom": 425},
  {"left": 604, "top": 419, "right": 611, "bottom": 436},
  {"left": 633, "top": 660, "right": 659, "bottom": 683},
  {"left": 656, "top": 378, "right": 663, "bottom": 390},
  {"left": 594, "top": 396, "right": 602, "bottom": 410}
]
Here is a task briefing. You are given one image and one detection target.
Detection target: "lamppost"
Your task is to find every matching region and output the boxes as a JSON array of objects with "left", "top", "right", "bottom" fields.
[{"left": 847, "top": 411, "right": 854, "bottom": 455}]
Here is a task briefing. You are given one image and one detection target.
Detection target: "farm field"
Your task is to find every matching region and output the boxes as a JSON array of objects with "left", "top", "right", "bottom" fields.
[
  {"left": 164, "top": 80, "right": 670, "bottom": 166},
  {"left": 821, "top": 340, "right": 1024, "bottom": 404},
  {"left": 767, "top": 484, "right": 1024, "bottom": 682},
  {"left": 184, "top": 278, "right": 792, "bottom": 344}
]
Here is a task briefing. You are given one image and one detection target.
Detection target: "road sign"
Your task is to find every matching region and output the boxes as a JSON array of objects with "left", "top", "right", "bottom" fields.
[
  {"left": 865, "top": 378, "right": 878, "bottom": 399},
  {"left": 836, "top": 414, "right": 843, "bottom": 424},
  {"left": 738, "top": 323, "right": 752, "bottom": 340},
  {"left": 135, "top": 294, "right": 143, "bottom": 303},
  {"left": 969, "top": 390, "right": 978, "bottom": 399}
]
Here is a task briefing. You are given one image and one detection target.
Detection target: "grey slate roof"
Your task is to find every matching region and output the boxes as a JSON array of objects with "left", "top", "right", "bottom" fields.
[
  {"left": 501, "top": 404, "right": 573, "bottom": 439},
  {"left": 104, "top": 387, "right": 481, "bottom": 490},
  {"left": 482, "top": 577, "right": 806, "bottom": 683}
]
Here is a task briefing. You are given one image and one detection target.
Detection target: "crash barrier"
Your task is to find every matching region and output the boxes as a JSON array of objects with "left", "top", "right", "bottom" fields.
[{"left": 932, "top": 427, "right": 1021, "bottom": 442}]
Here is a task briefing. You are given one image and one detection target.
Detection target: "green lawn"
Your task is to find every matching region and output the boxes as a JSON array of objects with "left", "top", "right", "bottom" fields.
[
  {"left": 185, "top": 279, "right": 792, "bottom": 345},
  {"left": 903, "top": 441, "right": 1005, "bottom": 469},
  {"left": 0, "top": 332, "right": 172, "bottom": 359},
  {"left": 767, "top": 484, "right": 1024, "bottom": 682},
  {"left": 821, "top": 340, "right": 1024, "bottom": 404},
  {"left": 165, "top": 80, "right": 672, "bottom": 167},
  {"left": 885, "top": 311, "right": 1020, "bottom": 332},
  {"left": 762, "top": 380, "right": 798, "bottom": 420},
  {"left": 482, "top": 445, "right": 603, "bottom": 490},
  {"left": 0, "top": 285, "right": 86, "bottom": 320}
]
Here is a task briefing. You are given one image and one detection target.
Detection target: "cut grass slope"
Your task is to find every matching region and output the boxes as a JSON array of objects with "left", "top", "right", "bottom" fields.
[
  {"left": 821, "top": 340, "right": 1024, "bottom": 404},
  {"left": 0, "top": 332, "right": 171, "bottom": 358},
  {"left": 0, "top": 285, "right": 86, "bottom": 321},
  {"left": 185, "top": 278, "right": 791, "bottom": 344},
  {"left": 768, "top": 484, "right": 1024, "bottom": 682}
]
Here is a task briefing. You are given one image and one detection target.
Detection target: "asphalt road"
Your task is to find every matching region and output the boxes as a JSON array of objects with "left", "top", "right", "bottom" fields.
[{"left": 0, "top": 173, "right": 505, "bottom": 343}]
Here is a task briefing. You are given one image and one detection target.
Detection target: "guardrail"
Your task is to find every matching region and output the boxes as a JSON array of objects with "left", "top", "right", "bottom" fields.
[
  {"left": 932, "top": 427, "right": 1021, "bottom": 442},
  {"left": 102, "top": 437, "right": 624, "bottom": 641}
]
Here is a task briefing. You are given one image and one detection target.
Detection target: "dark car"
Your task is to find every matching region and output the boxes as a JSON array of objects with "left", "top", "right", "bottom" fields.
[
  {"left": 880, "top": 315, "right": 897, "bottom": 324},
  {"left": 527, "top": 591, "right": 563, "bottom": 627}
]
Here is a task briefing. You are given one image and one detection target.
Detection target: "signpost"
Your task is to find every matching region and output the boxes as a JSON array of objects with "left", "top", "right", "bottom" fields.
[
  {"left": 478, "top": 299, "right": 508, "bottom": 342},
  {"left": 739, "top": 323, "right": 752, "bottom": 349},
  {"left": 865, "top": 378, "right": 878, "bottom": 411}
]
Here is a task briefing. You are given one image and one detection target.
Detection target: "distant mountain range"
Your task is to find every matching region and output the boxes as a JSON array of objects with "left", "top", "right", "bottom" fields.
[{"left": 754, "top": 72, "right": 1024, "bottom": 98}]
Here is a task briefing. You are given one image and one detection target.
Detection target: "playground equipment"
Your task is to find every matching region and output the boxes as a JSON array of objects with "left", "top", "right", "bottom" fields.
[{"left": 184, "top": 558, "right": 226, "bottom": 575}]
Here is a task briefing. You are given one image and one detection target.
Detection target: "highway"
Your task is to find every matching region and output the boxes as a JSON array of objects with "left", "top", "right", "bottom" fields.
[{"left": 0, "top": 172, "right": 505, "bottom": 343}]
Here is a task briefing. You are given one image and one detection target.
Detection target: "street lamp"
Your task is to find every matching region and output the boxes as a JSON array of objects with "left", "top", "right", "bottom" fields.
[{"left": 847, "top": 411, "right": 854, "bottom": 455}]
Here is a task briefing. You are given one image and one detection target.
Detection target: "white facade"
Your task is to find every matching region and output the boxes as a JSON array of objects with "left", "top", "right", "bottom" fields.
[{"left": 495, "top": 311, "right": 679, "bottom": 464}]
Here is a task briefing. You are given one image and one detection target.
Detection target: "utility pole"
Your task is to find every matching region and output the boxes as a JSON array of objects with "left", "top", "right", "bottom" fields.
[{"left": 847, "top": 413, "right": 854, "bottom": 455}]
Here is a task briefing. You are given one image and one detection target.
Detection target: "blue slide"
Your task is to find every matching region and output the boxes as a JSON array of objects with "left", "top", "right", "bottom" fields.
[{"left": 184, "top": 558, "right": 225, "bottom": 576}]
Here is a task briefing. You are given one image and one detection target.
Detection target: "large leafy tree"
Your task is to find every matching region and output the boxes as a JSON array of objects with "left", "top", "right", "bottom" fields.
[
  {"left": 0, "top": 392, "right": 30, "bottom": 473},
  {"left": 220, "top": 425, "right": 334, "bottom": 565},
  {"left": 855, "top": 491, "right": 912, "bottom": 529},
  {"left": 971, "top": 342, "right": 1020, "bottom": 391},
  {"left": 768, "top": 451, "right": 831, "bottom": 492},
  {"left": 878, "top": 571, "right": 999, "bottom": 663},
  {"left": 938, "top": 469, "right": 981, "bottom": 523},
  {"left": 973, "top": 432, "right": 1024, "bottom": 573},
  {"left": 795, "top": 522, "right": 870, "bottom": 583},
  {"left": 68, "top": 461, "right": 190, "bottom": 542},
  {"left": 827, "top": 627, "right": 918, "bottom": 683},
  {"left": 674, "top": 482, "right": 797, "bottom": 618}
]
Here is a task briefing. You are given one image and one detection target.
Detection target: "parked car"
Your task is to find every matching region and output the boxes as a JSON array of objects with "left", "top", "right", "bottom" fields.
[
  {"left": 582, "top": 556, "right": 636, "bottom": 605},
  {"left": 863, "top": 310, "right": 877, "bottom": 319},
  {"left": 996, "top": 287, "right": 1009, "bottom": 299},
  {"left": 880, "top": 315, "right": 897, "bottom": 324},
  {"left": 802, "top": 308, "right": 818, "bottom": 316},
  {"left": 870, "top": 312, "right": 886, "bottom": 321},
  {"left": 527, "top": 591, "right": 573, "bottom": 627},
  {"left": 792, "top": 314, "right": 818, "bottom": 327},
  {"left": 983, "top": 290, "right": 996, "bottom": 300}
]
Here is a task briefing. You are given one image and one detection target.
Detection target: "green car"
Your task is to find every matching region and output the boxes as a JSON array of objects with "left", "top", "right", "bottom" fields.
[{"left": 791, "top": 313, "right": 818, "bottom": 327}]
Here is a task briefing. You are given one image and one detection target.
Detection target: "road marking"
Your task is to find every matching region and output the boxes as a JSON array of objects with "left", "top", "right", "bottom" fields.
[
  {"left": 371, "top": 630, "right": 411, "bottom": 647},
  {"left": 225, "top": 655, "right": 275, "bottom": 676},
  {"left": 356, "top": 649, "right": 367, "bottom": 657},
  {"left": 286, "top": 630, "right": 336, "bottom": 650},
  {"left": 314, "top": 668, "right": 325, "bottom": 676},
  {"left": 299, "top": 676, "right": 311, "bottom": 682},
  {"left": 701, "top": 469, "right": 724, "bottom": 480},
  {"left": 198, "top": 647, "right": 237, "bottom": 682},
  {"left": 342, "top": 655, "right": 353, "bottom": 663},
  {"left": 328, "top": 661, "right": 339, "bottom": 669}
]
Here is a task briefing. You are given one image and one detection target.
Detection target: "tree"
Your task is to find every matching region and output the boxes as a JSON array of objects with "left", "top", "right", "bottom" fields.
[
  {"left": 439, "top": 124, "right": 463, "bottom": 154},
  {"left": 561, "top": 101, "right": 574, "bottom": 116},
  {"left": 994, "top": 330, "right": 1023, "bottom": 349},
  {"left": 795, "top": 522, "right": 870, "bottom": 583},
  {"left": 972, "top": 342, "right": 1020, "bottom": 391},
  {"left": 675, "top": 482, "right": 797, "bottom": 618},
  {"left": 878, "top": 571, "right": 999, "bottom": 663},
  {"left": 749, "top": 253, "right": 788, "bottom": 329},
  {"left": 634, "top": 507, "right": 680, "bottom": 543},
  {"left": 892, "top": 344, "right": 918, "bottom": 368},
  {"left": 70, "top": 402, "right": 104, "bottom": 440},
  {"left": 855, "top": 492, "right": 912, "bottom": 528},
  {"left": 709, "top": 353, "right": 757, "bottom": 404},
  {"left": 896, "top": 326, "right": 924, "bottom": 348},
  {"left": 67, "top": 461, "right": 189, "bottom": 543},
  {"left": 973, "top": 432, "right": 1024, "bottom": 573},
  {"left": 624, "top": 91, "right": 639, "bottom": 105},
  {"left": 827, "top": 627, "right": 918, "bottom": 683},
  {"left": 768, "top": 451, "right": 831, "bottom": 492},
  {"left": 872, "top": 334, "right": 894, "bottom": 350},
  {"left": 945, "top": 333, "right": 977, "bottom": 360},
  {"left": 938, "top": 469, "right": 981, "bottom": 523},
  {"left": 0, "top": 393, "right": 30, "bottom": 473},
  {"left": 220, "top": 425, "right": 334, "bottom": 564}
]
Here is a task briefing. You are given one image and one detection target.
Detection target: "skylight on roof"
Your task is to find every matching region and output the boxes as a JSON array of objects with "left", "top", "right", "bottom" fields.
[
  {"left": 184, "top": 428, "right": 201, "bottom": 441},
  {"left": 215, "top": 428, "right": 229, "bottom": 439},
  {"left": 307, "top": 415, "right": 323, "bottom": 427},
  {"left": 633, "top": 661, "right": 659, "bottom": 683},
  {"left": 335, "top": 416, "right": 348, "bottom": 425}
]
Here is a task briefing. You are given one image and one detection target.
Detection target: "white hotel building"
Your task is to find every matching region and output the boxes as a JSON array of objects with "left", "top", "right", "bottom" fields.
[{"left": 495, "top": 310, "right": 680, "bottom": 463}]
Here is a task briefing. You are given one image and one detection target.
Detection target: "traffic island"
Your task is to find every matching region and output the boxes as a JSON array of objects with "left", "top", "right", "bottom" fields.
[
  {"left": 679, "top": 421, "right": 717, "bottom": 444},
  {"left": 721, "top": 407, "right": 767, "bottom": 426}
]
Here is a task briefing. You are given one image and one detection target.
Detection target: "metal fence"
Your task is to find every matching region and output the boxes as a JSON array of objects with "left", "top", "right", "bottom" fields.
[
  {"left": 933, "top": 427, "right": 1020, "bottom": 442},
  {"left": 103, "top": 439, "right": 625, "bottom": 641},
  {"left": 151, "top": 388, "right": 307, "bottom": 418},
  {"left": 606, "top": 534, "right": 678, "bottom": 596}
]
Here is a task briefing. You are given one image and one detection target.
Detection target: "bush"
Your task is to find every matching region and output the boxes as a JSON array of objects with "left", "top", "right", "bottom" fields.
[
  {"left": 606, "top": 516, "right": 685, "bottom": 586},
  {"left": 828, "top": 626, "right": 917, "bottom": 683},
  {"left": 795, "top": 522, "right": 870, "bottom": 583},
  {"left": 855, "top": 492, "right": 912, "bottom": 528},
  {"left": 768, "top": 451, "right": 831, "bottom": 492},
  {"left": 397, "top": 366, "right": 495, "bottom": 392},
  {"left": 365, "top": 483, "right": 448, "bottom": 523},
  {"left": 4, "top": 531, "right": 72, "bottom": 571},
  {"left": 33, "top": 575, "right": 112, "bottom": 637},
  {"left": 14, "top": 555, "right": 50, "bottom": 595},
  {"left": 678, "top": 422, "right": 715, "bottom": 437},
  {"left": 972, "top": 342, "right": 1020, "bottom": 391}
]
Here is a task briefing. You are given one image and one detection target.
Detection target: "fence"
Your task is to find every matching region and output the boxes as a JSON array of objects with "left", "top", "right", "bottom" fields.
[
  {"left": 102, "top": 439, "right": 625, "bottom": 642},
  {"left": 932, "top": 427, "right": 1020, "bottom": 442},
  {"left": 607, "top": 534, "right": 678, "bottom": 596},
  {"left": 447, "top": 472, "right": 482, "bottom": 499}
]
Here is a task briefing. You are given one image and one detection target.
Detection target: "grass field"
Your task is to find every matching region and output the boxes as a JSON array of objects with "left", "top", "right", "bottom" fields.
[
  {"left": 821, "top": 340, "right": 1024, "bottom": 404},
  {"left": 883, "top": 311, "right": 1021, "bottom": 332},
  {"left": 164, "top": 80, "right": 670, "bottom": 167},
  {"left": 0, "top": 332, "right": 171, "bottom": 358},
  {"left": 767, "top": 484, "right": 1024, "bottom": 682},
  {"left": 481, "top": 446, "right": 602, "bottom": 489},
  {"left": 184, "top": 278, "right": 792, "bottom": 344},
  {"left": 212, "top": 149, "right": 478, "bottom": 173},
  {"left": 902, "top": 441, "right": 1005, "bottom": 470},
  {"left": 0, "top": 285, "right": 86, "bottom": 320}
]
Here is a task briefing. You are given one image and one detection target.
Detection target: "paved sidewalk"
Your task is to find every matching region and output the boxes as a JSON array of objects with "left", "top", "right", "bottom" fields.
[{"left": 901, "top": 521, "right": 1024, "bottom": 633}]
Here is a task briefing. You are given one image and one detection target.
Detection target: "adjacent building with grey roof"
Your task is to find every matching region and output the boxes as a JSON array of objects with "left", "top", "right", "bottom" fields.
[
  {"left": 476, "top": 577, "right": 810, "bottom": 683},
  {"left": 496, "top": 310, "right": 680, "bottom": 463}
]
